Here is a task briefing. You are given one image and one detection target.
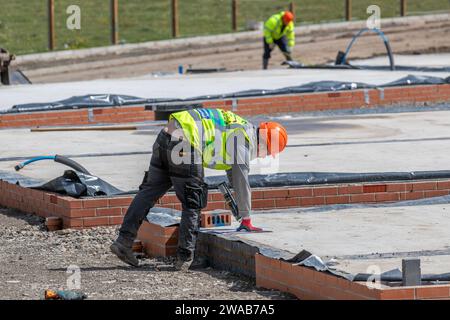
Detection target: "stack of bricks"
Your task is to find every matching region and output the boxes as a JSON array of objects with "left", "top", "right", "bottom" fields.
[
  {"left": 255, "top": 254, "right": 450, "bottom": 300},
  {"left": 136, "top": 220, "right": 179, "bottom": 257},
  {"left": 1, "top": 84, "right": 449, "bottom": 129}
]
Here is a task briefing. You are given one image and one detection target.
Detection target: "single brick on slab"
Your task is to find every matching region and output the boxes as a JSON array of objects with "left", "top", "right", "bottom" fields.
[{"left": 201, "top": 210, "right": 232, "bottom": 228}]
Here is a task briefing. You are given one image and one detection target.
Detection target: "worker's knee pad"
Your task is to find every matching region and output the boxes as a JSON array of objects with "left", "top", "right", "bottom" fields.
[{"left": 184, "top": 182, "right": 208, "bottom": 210}]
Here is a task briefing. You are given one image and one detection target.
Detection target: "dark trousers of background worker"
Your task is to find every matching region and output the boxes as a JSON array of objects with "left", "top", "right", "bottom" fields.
[
  {"left": 117, "top": 129, "right": 206, "bottom": 261},
  {"left": 263, "top": 36, "right": 292, "bottom": 69}
]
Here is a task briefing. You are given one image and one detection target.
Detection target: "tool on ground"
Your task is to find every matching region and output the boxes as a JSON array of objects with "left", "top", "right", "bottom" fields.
[
  {"left": 45, "top": 289, "right": 87, "bottom": 300},
  {"left": 218, "top": 182, "right": 240, "bottom": 222}
]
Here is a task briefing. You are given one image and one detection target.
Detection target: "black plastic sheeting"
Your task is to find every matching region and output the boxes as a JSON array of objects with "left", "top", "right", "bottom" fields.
[
  {"left": 6, "top": 75, "right": 450, "bottom": 114},
  {"left": 205, "top": 170, "right": 450, "bottom": 189},
  {"left": 33, "top": 170, "right": 123, "bottom": 198},
  {"left": 7, "top": 94, "right": 149, "bottom": 114}
]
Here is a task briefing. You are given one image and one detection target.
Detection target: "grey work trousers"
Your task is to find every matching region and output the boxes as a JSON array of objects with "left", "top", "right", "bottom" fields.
[{"left": 118, "top": 129, "right": 206, "bottom": 260}]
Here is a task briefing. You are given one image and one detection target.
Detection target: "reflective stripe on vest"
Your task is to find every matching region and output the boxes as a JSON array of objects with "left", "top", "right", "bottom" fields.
[{"left": 169, "top": 109, "right": 252, "bottom": 170}]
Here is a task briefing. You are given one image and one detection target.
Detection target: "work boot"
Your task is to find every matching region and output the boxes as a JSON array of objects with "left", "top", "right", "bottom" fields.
[
  {"left": 173, "top": 257, "right": 193, "bottom": 272},
  {"left": 188, "top": 256, "right": 209, "bottom": 270},
  {"left": 237, "top": 218, "right": 263, "bottom": 232},
  {"left": 263, "top": 58, "right": 269, "bottom": 70},
  {"left": 110, "top": 240, "right": 140, "bottom": 267}
]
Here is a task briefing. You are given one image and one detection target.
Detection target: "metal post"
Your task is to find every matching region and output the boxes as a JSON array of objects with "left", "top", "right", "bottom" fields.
[
  {"left": 172, "top": 0, "right": 179, "bottom": 38},
  {"left": 48, "top": 0, "right": 55, "bottom": 50},
  {"left": 232, "top": 0, "right": 238, "bottom": 32},
  {"left": 111, "top": 0, "right": 119, "bottom": 45},
  {"left": 289, "top": 2, "right": 295, "bottom": 17},
  {"left": 400, "top": 0, "right": 407, "bottom": 16},
  {"left": 345, "top": 0, "right": 352, "bottom": 21}
]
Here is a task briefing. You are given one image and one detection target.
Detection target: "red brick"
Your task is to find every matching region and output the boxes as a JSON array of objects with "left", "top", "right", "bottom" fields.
[
  {"left": 63, "top": 217, "right": 83, "bottom": 228},
  {"left": 58, "top": 198, "right": 83, "bottom": 209},
  {"left": 375, "top": 193, "right": 400, "bottom": 202},
  {"left": 252, "top": 199, "right": 275, "bottom": 209},
  {"left": 415, "top": 286, "right": 450, "bottom": 299},
  {"left": 400, "top": 191, "right": 424, "bottom": 201},
  {"left": 338, "top": 185, "right": 363, "bottom": 195},
  {"left": 108, "top": 197, "right": 133, "bottom": 207},
  {"left": 363, "top": 185, "right": 387, "bottom": 193},
  {"left": 109, "top": 216, "right": 124, "bottom": 225},
  {"left": 288, "top": 188, "right": 313, "bottom": 197},
  {"left": 209, "top": 192, "right": 224, "bottom": 201},
  {"left": 275, "top": 198, "right": 299, "bottom": 208},
  {"left": 264, "top": 189, "right": 289, "bottom": 199},
  {"left": 67, "top": 208, "right": 96, "bottom": 218},
  {"left": 412, "top": 181, "right": 437, "bottom": 191},
  {"left": 83, "top": 217, "right": 110, "bottom": 227},
  {"left": 350, "top": 194, "right": 376, "bottom": 203},
  {"left": 49, "top": 195, "right": 58, "bottom": 204},
  {"left": 313, "top": 187, "right": 338, "bottom": 196},
  {"left": 386, "top": 183, "right": 407, "bottom": 192},
  {"left": 325, "top": 195, "right": 349, "bottom": 205},
  {"left": 424, "top": 190, "right": 449, "bottom": 198},
  {"left": 96, "top": 207, "right": 122, "bottom": 217},
  {"left": 252, "top": 190, "right": 265, "bottom": 199},
  {"left": 205, "top": 201, "right": 225, "bottom": 210},
  {"left": 160, "top": 194, "right": 178, "bottom": 204},
  {"left": 437, "top": 181, "right": 450, "bottom": 190},
  {"left": 83, "top": 198, "right": 109, "bottom": 208},
  {"left": 201, "top": 211, "right": 232, "bottom": 228},
  {"left": 300, "top": 197, "right": 325, "bottom": 206},
  {"left": 379, "top": 288, "right": 415, "bottom": 300},
  {"left": 45, "top": 216, "right": 62, "bottom": 225}
]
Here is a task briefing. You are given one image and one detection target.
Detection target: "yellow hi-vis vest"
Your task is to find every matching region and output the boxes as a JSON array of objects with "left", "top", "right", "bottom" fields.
[
  {"left": 264, "top": 11, "right": 295, "bottom": 47},
  {"left": 169, "top": 109, "right": 253, "bottom": 170}
]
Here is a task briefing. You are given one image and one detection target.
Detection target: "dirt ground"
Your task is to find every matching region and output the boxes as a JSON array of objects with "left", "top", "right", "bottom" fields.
[
  {"left": 0, "top": 207, "right": 291, "bottom": 300},
  {"left": 18, "top": 19, "right": 450, "bottom": 84}
]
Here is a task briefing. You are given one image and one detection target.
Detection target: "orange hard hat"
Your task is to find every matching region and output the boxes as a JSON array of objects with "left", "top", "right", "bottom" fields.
[
  {"left": 283, "top": 11, "right": 294, "bottom": 25},
  {"left": 259, "top": 122, "right": 288, "bottom": 156}
]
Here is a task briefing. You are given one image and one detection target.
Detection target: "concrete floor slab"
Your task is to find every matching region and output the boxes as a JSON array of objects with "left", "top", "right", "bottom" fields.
[{"left": 231, "top": 202, "right": 450, "bottom": 276}]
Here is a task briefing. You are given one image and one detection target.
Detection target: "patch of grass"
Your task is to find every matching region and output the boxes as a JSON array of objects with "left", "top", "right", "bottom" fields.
[{"left": 0, "top": 0, "right": 448, "bottom": 55}]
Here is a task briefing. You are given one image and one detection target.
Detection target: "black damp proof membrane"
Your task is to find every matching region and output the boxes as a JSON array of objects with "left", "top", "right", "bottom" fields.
[{"left": 32, "top": 170, "right": 123, "bottom": 198}]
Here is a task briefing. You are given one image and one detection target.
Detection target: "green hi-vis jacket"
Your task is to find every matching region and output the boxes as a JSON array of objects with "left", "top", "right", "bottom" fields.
[
  {"left": 169, "top": 109, "right": 256, "bottom": 171},
  {"left": 263, "top": 11, "right": 295, "bottom": 47}
]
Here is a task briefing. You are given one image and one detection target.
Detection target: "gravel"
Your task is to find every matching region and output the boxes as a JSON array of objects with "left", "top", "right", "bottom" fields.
[{"left": 0, "top": 207, "right": 292, "bottom": 300}]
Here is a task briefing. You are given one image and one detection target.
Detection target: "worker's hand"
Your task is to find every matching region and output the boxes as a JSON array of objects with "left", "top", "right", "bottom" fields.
[
  {"left": 285, "top": 46, "right": 293, "bottom": 54},
  {"left": 268, "top": 43, "right": 276, "bottom": 50}
]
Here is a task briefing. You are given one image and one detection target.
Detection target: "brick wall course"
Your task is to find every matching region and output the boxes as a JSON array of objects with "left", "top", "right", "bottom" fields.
[{"left": 1, "top": 84, "right": 449, "bottom": 129}]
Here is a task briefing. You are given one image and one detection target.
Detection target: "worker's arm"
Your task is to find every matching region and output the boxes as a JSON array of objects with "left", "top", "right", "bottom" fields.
[
  {"left": 226, "top": 134, "right": 252, "bottom": 219},
  {"left": 286, "top": 22, "right": 295, "bottom": 48}
]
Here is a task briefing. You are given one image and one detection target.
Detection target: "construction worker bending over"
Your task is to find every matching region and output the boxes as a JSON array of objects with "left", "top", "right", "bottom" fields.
[
  {"left": 111, "top": 108, "right": 288, "bottom": 270},
  {"left": 263, "top": 11, "right": 295, "bottom": 69}
]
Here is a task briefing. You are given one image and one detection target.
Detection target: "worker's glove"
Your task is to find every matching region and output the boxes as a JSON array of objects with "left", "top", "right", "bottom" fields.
[
  {"left": 268, "top": 43, "right": 276, "bottom": 50},
  {"left": 285, "top": 46, "right": 293, "bottom": 54}
]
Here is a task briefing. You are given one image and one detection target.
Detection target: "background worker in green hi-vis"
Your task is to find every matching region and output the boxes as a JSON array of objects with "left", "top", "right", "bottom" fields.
[{"left": 263, "top": 11, "right": 296, "bottom": 69}]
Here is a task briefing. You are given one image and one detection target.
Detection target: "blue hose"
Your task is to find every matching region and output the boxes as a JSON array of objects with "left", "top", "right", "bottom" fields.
[
  {"left": 14, "top": 155, "right": 90, "bottom": 175},
  {"left": 15, "top": 156, "right": 56, "bottom": 171}
]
